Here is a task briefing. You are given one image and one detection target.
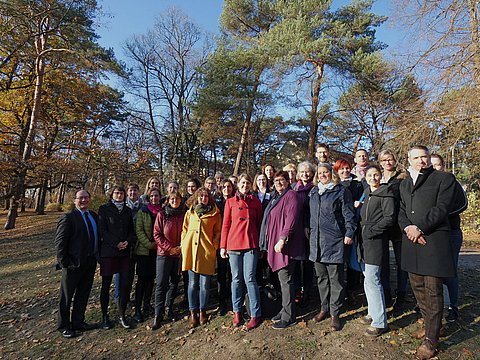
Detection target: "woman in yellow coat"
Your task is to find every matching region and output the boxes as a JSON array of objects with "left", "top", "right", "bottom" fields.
[{"left": 181, "top": 187, "right": 221, "bottom": 328}]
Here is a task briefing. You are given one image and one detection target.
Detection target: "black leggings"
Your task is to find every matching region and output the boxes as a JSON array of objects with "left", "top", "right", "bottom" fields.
[{"left": 101, "top": 272, "right": 129, "bottom": 317}]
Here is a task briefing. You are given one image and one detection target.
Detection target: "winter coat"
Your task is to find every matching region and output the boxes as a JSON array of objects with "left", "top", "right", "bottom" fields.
[
  {"left": 220, "top": 193, "right": 262, "bottom": 251},
  {"left": 383, "top": 170, "right": 408, "bottom": 242},
  {"left": 181, "top": 205, "right": 222, "bottom": 275},
  {"left": 98, "top": 201, "right": 135, "bottom": 258},
  {"left": 259, "top": 188, "right": 303, "bottom": 272},
  {"left": 154, "top": 207, "right": 185, "bottom": 257},
  {"left": 398, "top": 166, "right": 457, "bottom": 277},
  {"left": 359, "top": 185, "right": 396, "bottom": 266},
  {"left": 135, "top": 206, "right": 157, "bottom": 256},
  {"left": 308, "top": 184, "right": 356, "bottom": 264}
]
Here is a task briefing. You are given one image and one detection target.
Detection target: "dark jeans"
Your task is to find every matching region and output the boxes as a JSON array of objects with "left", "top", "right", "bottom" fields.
[
  {"left": 314, "top": 262, "right": 344, "bottom": 316},
  {"left": 443, "top": 229, "right": 463, "bottom": 309},
  {"left": 276, "top": 260, "right": 298, "bottom": 322},
  {"left": 154, "top": 256, "right": 180, "bottom": 316},
  {"left": 101, "top": 270, "right": 129, "bottom": 317},
  {"left": 57, "top": 256, "right": 97, "bottom": 330},
  {"left": 115, "top": 257, "right": 136, "bottom": 303},
  {"left": 293, "top": 259, "right": 314, "bottom": 300},
  {"left": 217, "top": 250, "right": 231, "bottom": 305},
  {"left": 409, "top": 273, "right": 443, "bottom": 341},
  {"left": 381, "top": 239, "right": 408, "bottom": 298}
]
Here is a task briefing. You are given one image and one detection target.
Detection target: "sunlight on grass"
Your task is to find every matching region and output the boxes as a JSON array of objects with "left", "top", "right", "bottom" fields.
[{"left": 0, "top": 258, "right": 53, "bottom": 276}]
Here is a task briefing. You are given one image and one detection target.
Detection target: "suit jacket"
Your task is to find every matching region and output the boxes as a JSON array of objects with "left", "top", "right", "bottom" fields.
[
  {"left": 398, "top": 166, "right": 456, "bottom": 277},
  {"left": 55, "top": 209, "right": 98, "bottom": 269}
]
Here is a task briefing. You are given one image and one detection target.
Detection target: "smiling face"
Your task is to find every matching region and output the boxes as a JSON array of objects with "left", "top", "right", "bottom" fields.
[
  {"left": 149, "top": 190, "right": 161, "bottom": 205},
  {"left": 222, "top": 181, "right": 234, "bottom": 198},
  {"left": 256, "top": 174, "right": 267, "bottom": 191},
  {"left": 379, "top": 154, "right": 396, "bottom": 172},
  {"left": 298, "top": 165, "right": 314, "bottom": 184},
  {"left": 408, "top": 148, "right": 431, "bottom": 172},
  {"left": 205, "top": 179, "right": 216, "bottom": 191},
  {"left": 169, "top": 195, "right": 181, "bottom": 209},
  {"left": 167, "top": 182, "right": 178, "bottom": 194},
  {"left": 431, "top": 157, "right": 444, "bottom": 171},
  {"left": 317, "top": 166, "right": 332, "bottom": 185},
  {"left": 127, "top": 186, "right": 139, "bottom": 201},
  {"left": 149, "top": 178, "right": 160, "bottom": 190},
  {"left": 238, "top": 177, "right": 251, "bottom": 195},
  {"left": 74, "top": 190, "right": 90, "bottom": 211},
  {"left": 337, "top": 164, "right": 352, "bottom": 180},
  {"left": 315, "top": 146, "right": 330, "bottom": 163},
  {"left": 273, "top": 175, "right": 288, "bottom": 194},
  {"left": 198, "top": 191, "right": 210, "bottom": 206},
  {"left": 264, "top": 166, "right": 274, "bottom": 179},
  {"left": 187, "top": 181, "right": 198, "bottom": 195},
  {"left": 365, "top": 167, "right": 382, "bottom": 189},
  {"left": 355, "top": 150, "right": 369, "bottom": 167}
]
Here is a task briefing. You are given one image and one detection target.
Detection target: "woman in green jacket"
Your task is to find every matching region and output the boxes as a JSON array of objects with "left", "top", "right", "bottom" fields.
[{"left": 134, "top": 188, "right": 161, "bottom": 322}]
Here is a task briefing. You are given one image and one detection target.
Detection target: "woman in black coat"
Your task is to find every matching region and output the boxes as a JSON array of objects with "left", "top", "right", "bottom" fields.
[
  {"left": 98, "top": 185, "right": 136, "bottom": 330},
  {"left": 358, "top": 166, "right": 395, "bottom": 337}
]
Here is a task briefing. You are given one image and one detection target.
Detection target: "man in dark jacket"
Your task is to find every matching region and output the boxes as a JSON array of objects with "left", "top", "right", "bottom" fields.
[
  {"left": 398, "top": 146, "right": 456, "bottom": 359},
  {"left": 55, "top": 190, "right": 98, "bottom": 338}
]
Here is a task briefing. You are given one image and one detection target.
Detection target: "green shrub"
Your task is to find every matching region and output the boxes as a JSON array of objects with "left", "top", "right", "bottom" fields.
[
  {"left": 462, "top": 191, "right": 480, "bottom": 235},
  {"left": 89, "top": 196, "right": 109, "bottom": 213}
]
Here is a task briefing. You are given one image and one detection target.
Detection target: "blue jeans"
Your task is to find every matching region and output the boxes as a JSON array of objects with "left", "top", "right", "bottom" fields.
[
  {"left": 443, "top": 229, "right": 463, "bottom": 309},
  {"left": 228, "top": 249, "right": 261, "bottom": 317},
  {"left": 187, "top": 271, "right": 211, "bottom": 311},
  {"left": 362, "top": 263, "right": 387, "bottom": 329}
]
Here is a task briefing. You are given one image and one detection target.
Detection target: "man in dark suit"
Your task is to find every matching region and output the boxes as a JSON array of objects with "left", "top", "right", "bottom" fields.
[
  {"left": 398, "top": 145, "right": 456, "bottom": 359},
  {"left": 55, "top": 189, "right": 98, "bottom": 338}
]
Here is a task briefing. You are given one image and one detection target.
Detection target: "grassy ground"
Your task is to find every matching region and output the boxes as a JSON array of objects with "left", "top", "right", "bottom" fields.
[{"left": 0, "top": 211, "right": 479, "bottom": 359}]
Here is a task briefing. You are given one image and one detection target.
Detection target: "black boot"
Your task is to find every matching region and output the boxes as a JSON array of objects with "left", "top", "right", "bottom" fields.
[
  {"left": 143, "top": 280, "right": 154, "bottom": 316},
  {"left": 133, "top": 308, "right": 144, "bottom": 323},
  {"left": 102, "top": 315, "right": 113, "bottom": 330},
  {"left": 151, "top": 315, "right": 163, "bottom": 330},
  {"left": 134, "top": 280, "right": 145, "bottom": 322},
  {"left": 119, "top": 315, "right": 131, "bottom": 329}
]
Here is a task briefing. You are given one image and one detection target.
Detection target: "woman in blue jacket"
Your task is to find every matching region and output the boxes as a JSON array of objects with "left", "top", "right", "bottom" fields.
[{"left": 308, "top": 163, "right": 356, "bottom": 331}]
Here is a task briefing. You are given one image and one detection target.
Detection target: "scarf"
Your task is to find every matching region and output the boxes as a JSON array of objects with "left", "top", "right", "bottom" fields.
[
  {"left": 317, "top": 182, "right": 335, "bottom": 195},
  {"left": 236, "top": 190, "right": 254, "bottom": 200},
  {"left": 126, "top": 197, "right": 140, "bottom": 211},
  {"left": 147, "top": 203, "right": 162, "bottom": 217},
  {"left": 259, "top": 187, "right": 291, "bottom": 251},
  {"left": 294, "top": 180, "right": 313, "bottom": 192},
  {"left": 353, "top": 164, "right": 368, "bottom": 179},
  {"left": 111, "top": 199, "right": 124, "bottom": 212},
  {"left": 164, "top": 203, "right": 185, "bottom": 218},
  {"left": 194, "top": 203, "right": 212, "bottom": 218}
]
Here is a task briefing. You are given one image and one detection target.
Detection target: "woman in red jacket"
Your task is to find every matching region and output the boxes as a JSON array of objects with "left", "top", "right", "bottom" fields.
[
  {"left": 220, "top": 173, "right": 263, "bottom": 330},
  {"left": 151, "top": 191, "right": 185, "bottom": 330}
]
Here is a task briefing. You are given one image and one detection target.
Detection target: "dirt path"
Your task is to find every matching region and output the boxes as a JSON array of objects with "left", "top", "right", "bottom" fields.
[{"left": 0, "top": 212, "right": 479, "bottom": 359}]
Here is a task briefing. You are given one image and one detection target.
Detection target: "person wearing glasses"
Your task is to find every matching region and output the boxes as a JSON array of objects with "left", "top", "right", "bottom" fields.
[
  {"left": 55, "top": 190, "right": 98, "bottom": 338},
  {"left": 377, "top": 149, "right": 409, "bottom": 308}
]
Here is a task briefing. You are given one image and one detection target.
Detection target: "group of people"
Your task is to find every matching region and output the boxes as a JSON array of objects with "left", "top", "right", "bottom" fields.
[{"left": 54, "top": 143, "right": 467, "bottom": 360}]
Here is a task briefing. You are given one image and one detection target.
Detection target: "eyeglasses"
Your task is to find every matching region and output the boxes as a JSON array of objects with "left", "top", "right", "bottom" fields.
[{"left": 380, "top": 158, "right": 395, "bottom": 163}]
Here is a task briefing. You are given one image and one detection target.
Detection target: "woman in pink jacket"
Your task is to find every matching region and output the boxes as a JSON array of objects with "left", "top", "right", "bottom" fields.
[
  {"left": 151, "top": 191, "right": 185, "bottom": 330},
  {"left": 220, "top": 174, "right": 263, "bottom": 330}
]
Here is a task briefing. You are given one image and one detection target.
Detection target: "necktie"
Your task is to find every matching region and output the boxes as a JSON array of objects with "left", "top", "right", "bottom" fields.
[{"left": 84, "top": 212, "right": 95, "bottom": 255}]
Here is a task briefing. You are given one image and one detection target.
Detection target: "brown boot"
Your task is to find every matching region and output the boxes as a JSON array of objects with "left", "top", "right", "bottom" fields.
[
  {"left": 411, "top": 326, "right": 445, "bottom": 339},
  {"left": 416, "top": 338, "right": 438, "bottom": 359},
  {"left": 330, "top": 315, "right": 341, "bottom": 331},
  {"left": 199, "top": 310, "right": 208, "bottom": 325},
  {"left": 189, "top": 311, "right": 199, "bottom": 329},
  {"left": 313, "top": 310, "right": 329, "bottom": 323}
]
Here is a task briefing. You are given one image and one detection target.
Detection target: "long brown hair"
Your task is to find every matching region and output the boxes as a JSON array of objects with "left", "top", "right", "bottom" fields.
[{"left": 186, "top": 187, "right": 216, "bottom": 209}]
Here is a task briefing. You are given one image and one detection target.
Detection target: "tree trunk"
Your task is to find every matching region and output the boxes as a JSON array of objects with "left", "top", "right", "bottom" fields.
[
  {"left": 233, "top": 79, "right": 260, "bottom": 176},
  {"left": 4, "top": 198, "right": 19, "bottom": 230},
  {"left": 36, "top": 179, "right": 48, "bottom": 215},
  {"left": 468, "top": 0, "right": 480, "bottom": 86},
  {"left": 307, "top": 64, "right": 324, "bottom": 159}
]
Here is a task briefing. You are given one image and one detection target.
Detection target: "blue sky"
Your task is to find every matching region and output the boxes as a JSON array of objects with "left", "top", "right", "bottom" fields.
[{"left": 96, "top": 0, "right": 402, "bottom": 63}]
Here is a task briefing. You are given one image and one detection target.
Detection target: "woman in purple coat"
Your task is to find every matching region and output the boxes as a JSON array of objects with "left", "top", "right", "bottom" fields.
[{"left": 259, "top": 171, "right": 304, "bottom": 329}]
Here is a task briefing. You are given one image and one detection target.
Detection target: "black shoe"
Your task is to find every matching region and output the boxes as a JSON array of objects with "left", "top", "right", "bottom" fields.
[
  {"left": 446, "top": 307, "right": 459, "bottom": 322},
  {"left": 74, "top": 322, "right": 96, "bottom": 331},
  {"left": 119, "top": 316, "right": 131, "bottom": 329},
  {"left": 102, "top": 315, "right": 113, "bottom": 330},
  {"left": 61, "top": 329, "right": 81, "bottom": 338},
  {"left": 218, "top": 303, "right": 228, "bottom": 316},
  {"left": 271, "top": 312, "right": 282, "bottom": 323},
  {"left": 272, "top": 319, "right": 297, "bottom": 329},
  {"left": 133, "top": 311, "right": 144, "bottom": 323},
  {"left": 365, "top": 326, "right": 389, "bottom": 337},
  {"left": 166, "top": 307, "right": 176, "bottom": 321},
  {"left": 151, "top": 315, "right": 163, "bottom": 330}
]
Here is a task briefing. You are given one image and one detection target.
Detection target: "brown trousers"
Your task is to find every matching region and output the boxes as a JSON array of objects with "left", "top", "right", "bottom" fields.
[{"left": 409, "top": 273, "right": 443, "bottom": 340}]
